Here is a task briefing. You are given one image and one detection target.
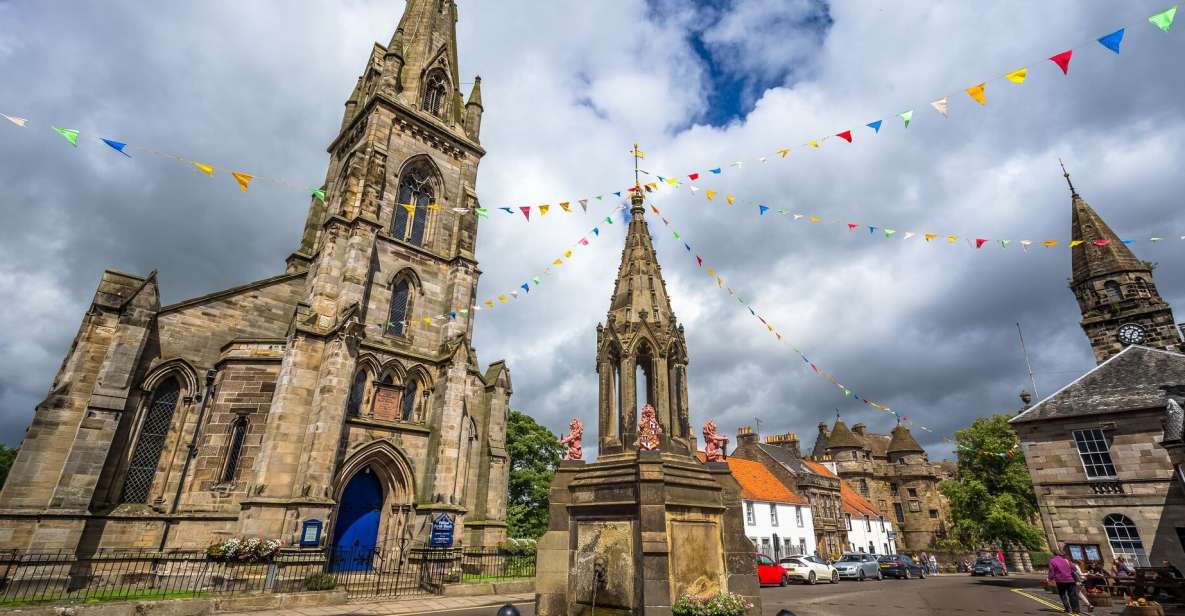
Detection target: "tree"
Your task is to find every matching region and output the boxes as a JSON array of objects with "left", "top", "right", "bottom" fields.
[
  {"left": 938, "top": 414, "right": 1044, "bottom": 551},
  {"left": 0, "top": 445, "right": 17, "bottom": 490},
  {"left": 506, "top": 409, "right": 562, "bottom": 539}
]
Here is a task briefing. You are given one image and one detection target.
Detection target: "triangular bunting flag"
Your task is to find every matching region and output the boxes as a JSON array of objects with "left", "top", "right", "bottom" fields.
[
  {"left": 475, "top": 207, "right": 489, "bottom": 218},
  {"left": 604, "top": 216, "right": 613, "bottom": 224},
  {"left": 688, "top": 172, "right": 700, "bottom": 181},
  {"left": 533, "top": 276, "right": 541, "bottom": 285},
  {"left": 975, "top": 238, "right": 988, "bottom": 249},
  {"left": 965, "top": 83, "right": 986, "bottom": 105},
  {"left": 52, "top": 127, "right": 80, "bottom": 147},
  {"left": 0, "top": 113, "right": 28, "bottom": 127},
  {"left": 726, "top": 195, "right": 735, "bottom": 205},
  {"left": 1049, "top": 49, "right": 1073, "bottom": 74},
  {"left": 930, "top": 98, "right": 949, "bottom": 117},
  {"left": 1149, "top": 5, "right": 1177, "bottom": 31},
  {"left": 777, "top": 148, "right": 790, "bottom": 157},
  {"left": 710, "top": 168, "right": 721, "bottom": 174},
  {"left": 847, "top": 223, "right": 859, "bottom": 230},
  {"left": 758, "top": 205, "right": 769, "bottom": 215},
  {"left": 1043, "top": 240, "right": 1059, "bottom": 247},
  {"left": 559, "top": 202, "right": 571, "bottom": 213},
  {"left": 427, "top": 203, "right": 441, "bottom": 211},
  {"left": 924, "top": 233, "right": 938, "bottom": 242},
  {"left": 498, "top": 295, "right": 508, "bottom": 303},
  {"left": 706, "top": 190, "right": 717, "bottom": 201},
  {"left": 999, "top": 240, "right": 1011, "bottom": 248},
  {"left": 401, "top": 203, "right": 416, "bottom": 216},
  {"left": 232, "top": 172, "right": 253, "bottom": 192},
  {"left": 310, "top": 187, "right": 326, "bottom": 202},
  {"left": 1093, "top": 239, "right": 1111, "bottom": 246},
  {"left": 193, "top": 162, "right": 214, "bottom": 176},
  {"left": 904, "top": 232, "right": 916, "bottom": 240},
  {"left": 564, "top": 249, "right": 573, "bottom": 258},
  {"left": 101, "top": 138, "right": 131, "bottom": 157},
  {"left": 1005, "top": 68, "right": 1028, "bottom": 84},
  {"left": 521, "top": 283, "right": 530, "bottom": 294},
  {"left": 884, "top": 229, "right": 896, "bottom": 237},
  {"left": 484, "top": 300, "right": 494, "bottom": 309},
  {"left": 696, "top": 255, "right": 703, "bottom": 266},
  {"left": 500, "top": 207, "right": 513, "bottom": 214},
  {"left": 519, "top": 206, "right": 531, "bottom": 220},
  {"left": 579, "top": 199, "right": 588, "bottom": 212},
  {"left": 836, "top": 130, "right": 852, "bottom": 143},
  {"left": 867, "top": 120, "right": 882, "bottom": 133},
  {"left": 899, "top": 110, "right": 913, "bottom": 128},
  {"left": 539, "top": 204, "right": 550, "bottom": 216},
  {"left": 1097, "top": 28, "right": 1125, "bottom": 54},
  {"left": 807, "top": 140, "right": 820, "bottom": 148},
  {"left": 1069, "top": 240, "right": 1085, "bottom": 247},
  {"left": 578, "top": 237, "right": 589, "bottom": 246}
]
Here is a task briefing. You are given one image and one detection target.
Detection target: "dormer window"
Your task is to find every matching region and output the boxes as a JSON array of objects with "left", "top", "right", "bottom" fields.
[{"left": 422, "top": 70, "right": 448, "bottom": 117}]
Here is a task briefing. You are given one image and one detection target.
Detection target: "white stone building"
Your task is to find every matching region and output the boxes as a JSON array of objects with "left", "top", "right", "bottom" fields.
[{"left": 725, "top": 456, "right": 816, "bottom": 559}]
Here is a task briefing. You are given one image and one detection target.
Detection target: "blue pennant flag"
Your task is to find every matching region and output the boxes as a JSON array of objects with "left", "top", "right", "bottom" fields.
[
  {"left": 869, "top": 226, "right": 876, "bottom": 234},
  {"left": 657, "top": 176, "right": 665, "bottom": 183},
  {"left": 621, "top": 209, "right": 632, "bottom": 224},
  {"left": 500, "top": 207, "right": 513, "bottom": 214},
  {"left": 1097, "top": 28, "right": 1125, "bottom": 54},
  {"left": 866, "top": 120, "right": 882, "bottom": 133},
  {"left": 592, "top": 227, "right": 600, "bottom": 236},
  {"left": 101, "top": 138, "right": 131, "bottom": 157},
  {"left": 684, "top": 242, "right": 691, "bottom": 251},
  {"left": 758, "top": 205, "right": 769, "bottom": 215},
  {"left": 613, "top": 191, "right": 622, "bottom": 197},
  {"left": 1122, "top": 239, "right": 1134, "bottom": 245},
  {"left": 709, "top": 167, "right": 722, "bottom": 174},
  {"left": 521, "top": 283, "right": 529, "bottom": 293}
]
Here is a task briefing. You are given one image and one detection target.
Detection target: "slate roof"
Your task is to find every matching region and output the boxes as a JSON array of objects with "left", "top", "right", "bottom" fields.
[
  {"left": 726, "top": 457, "right": 807, "bottom": 505},
  {"left": 826, "top": 419, "right": 863, "bottom": 449},
  {"left": 887, "top": 425, "right": 924, "bottom": 454},
  {"left": 1011, "top": 345, "right": 1185, "bottom": 424},
  {"left": 757, "top": 443, "right": 807, "bottom": 475}
]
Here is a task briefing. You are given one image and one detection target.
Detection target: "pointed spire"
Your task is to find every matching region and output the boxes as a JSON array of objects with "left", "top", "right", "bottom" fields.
[
  {"left": 387, "top": 26, "right": 406, "bottom": 59},
  {"left": 606, "top": 190, "right": 676, "bottom": 328},
  {"left": 1067, "top": 166, "right": 1148, "bottom": 284},
  {"left": 825, "top": 418, "right": 862, "bottom": 449},
  {"left": 396, "top": 0, "right": 462, "bottom": 106},
  {"left": 887, "top": 424, "right": 924, "bottom": 455},
  {"left": 466, "top": 76, "right": 483, "bottom": 109}
]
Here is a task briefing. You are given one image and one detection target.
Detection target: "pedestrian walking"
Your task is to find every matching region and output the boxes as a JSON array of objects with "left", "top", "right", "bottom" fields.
[
  {"left": 929, "top": 554, "right": 938, "bottom": 575},
  {"left": 1072, "top": 560, "right": 1094, "bottom": 614},
  {"left": 1048, "top": 548, "right": 1081, "bottom": 615}
]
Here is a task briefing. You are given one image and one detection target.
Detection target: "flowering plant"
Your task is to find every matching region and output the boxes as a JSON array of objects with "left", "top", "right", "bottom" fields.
[
  {"left": 672, "top": 591, "right": 753, "bottom": 616},
  {"left": 206, "top": 537, "right": 283, "bottom": 562}
]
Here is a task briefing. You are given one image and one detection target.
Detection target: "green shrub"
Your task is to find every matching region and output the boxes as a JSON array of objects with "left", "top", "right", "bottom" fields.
[
  {"left": 303, "top": 572, "right": 337, "bottom": 591},
  {"left": 1029, "top": 551, "right": 1052, "bottom": 569}
]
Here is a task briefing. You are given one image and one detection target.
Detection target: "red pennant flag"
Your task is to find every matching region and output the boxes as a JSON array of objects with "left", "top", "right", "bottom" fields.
[
  {"left": 628, "top": 186, "right": 639, "bottom": 192},
  {"left": 519, "top": 206, "right": 531, "bottom": 220},
  {"left": 662, "top": 217, "right": 669, "bottom": 225},
  {"left": 578, "top": 238, "right": 589, "bottom": 246},
  {"left": 975, "top": 238, "right": 988, "bottom": 248},
  {"left": 696, "top": 255, "right": 703, "bottom": 266},
  {"left": 836, "top": 130, "right": 853, "bottom": 143},
  {"left": 847, "top": 223, "right": 858, "bottom": 230},
  {"left": 1094, "top": 239, "right": 1110, "bottom": 246},
  {"left": 688, "top": 172, "right": 699, "bottom": 181},
  {"left": 1049, "top": 50, "right": 1073, "bottom": 74},
  {"left": 650, "top": 205, "right": 659, "bottom": 214}
]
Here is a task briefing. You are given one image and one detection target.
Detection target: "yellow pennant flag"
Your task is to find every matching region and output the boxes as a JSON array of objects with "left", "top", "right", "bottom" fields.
[
  {"left": 427, "top": 202, "right": 441, "bottom": 211},
  {"left": 646, "top": 182, "right": 658, "bottom": 191},
  {"left": 1043, "top": 240, "right": 1059, "bottom": 247},
  {"left": 767, "top": 324, "right": 774, "bottom": 332},
  {"left": 807, "top": 140, "right": 820, "bottom": 148},
  {"left": 422, "top": 316, "right": 432, "bottom": 326},
  {"left": 231, "top": 172, "right": 253, "bottom": 193},
  {"left": 809, "top": 216, "right": 821, "bottom": 222},
  {"left": 1005, "top": 68, "right": 1027, "bottom": 84},
  {"left": 706, "top": 266, "right": 715, "bottom": 276},
  {"left": 631, "top": 145, "right": 645, "bottom": 159},
  {"left": 924, "top": 233, "right": 938, "bottom": 242},
  {"left": 553, "top": 258, "right": 563, "bottom": 266},
  {"left": 665, "top": 177, "right": 678, "bottom": 186},
  {"left": 484, "top": 300, "right": 494, "bottom": 309},
  {"left": 401, "top": 203, "right": 416, "bottom": 216},
  {"left": 777, "top": 148, "right": 790, "bottom": 157},
  {"left": 946, "top": 235, "right": 958, "bottom": 243},
  {"left": 706, "top": 190, "right": 717, "bottom": 200},
  {"left": 965, "top": 83, "right": 986, "bottom": 105},
  {"left": 559, "top": 202, "right": 571, "bottom": 212},
  {"left": 498, "top": 295, "right": 508, "bottom": 303},
  {"left": 726, "top": 195, "right": 735, "bottom": 205},
  {"left": 563, "top": 249, "right": 573, "bottom": 258},
  {"left": 1069, "top": 240, "right": 1085, "bottom": 247},
  {"left": 716, "top": 276, "right": 723, "bottom": 287},
  {"left": 193, "top": 162, "right": 214, "bottom": 176},
  {"left": 539, "top": 204, "right": 550, "bottom": 216}
]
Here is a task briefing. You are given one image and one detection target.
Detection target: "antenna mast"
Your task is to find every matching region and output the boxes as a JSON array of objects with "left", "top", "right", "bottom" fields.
[{"left": 1017, "top": 322, "right": 1039, "bottom": 399}]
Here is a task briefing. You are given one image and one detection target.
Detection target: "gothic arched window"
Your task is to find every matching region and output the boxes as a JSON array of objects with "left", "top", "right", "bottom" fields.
[
  {"left": 387, "top": 278, "right": 412, "bottom": 336},
  {"left": 346, "top": 370, "right": 369, "bottom": 417},
  {"left": 422, "top": 70, "right": 448, "bottom": 117},
  {"left": 1104, "top": 280, "right": 1122, "bottom": 302},
  {"left": 401, "top": 378, "right": 419, "bottom": 422},
  {"left": 122, "top": 377, "right": 181, "bottom": 503},
  {"left": 392, "top": 166, "right": 435, "bottom": 247},
  {"left": 1104, "top": 514, "right": 1149, "bottom": 566},
  {"left": 221, "top": 416, "right": 248, "bottom": 483}
]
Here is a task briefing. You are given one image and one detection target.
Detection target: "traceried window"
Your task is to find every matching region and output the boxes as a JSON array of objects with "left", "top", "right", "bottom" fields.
[
  {"left": 221, "top": 416, "right": 248, "bottom": 483},
  {"left": 392, "top": 168, "right": 434, "bottom": 247},
  {"left": 422, "top": 70, "right": 448, "bottom": 117},
  {"left": 401, "top": 378, "right": 419, "bottom": 422},
  {"left": 346, "top": 371, "right": 368, "bottom": 417},
  {"left": 122, "top": 378, "right": 181, "bottom": 503},
  {"left": 387, "top": 278, "right": 411, "bottom": 335},
  {"left": 1073, "top": 428, "right": 1117, "bottom": 479},
  {"left": 1104, "top": 514, "right": 1149, "bottom": 566}
]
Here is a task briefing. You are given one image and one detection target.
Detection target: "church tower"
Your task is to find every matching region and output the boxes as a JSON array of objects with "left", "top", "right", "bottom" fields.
[
  {"left": 595, "top": 191, "right": 692, "bottom": 456},
  {"left": 1064, "top": 165, "right": 1181, "bottom": 363}
]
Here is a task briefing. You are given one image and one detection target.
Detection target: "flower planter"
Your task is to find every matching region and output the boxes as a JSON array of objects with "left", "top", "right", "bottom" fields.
[
  {"left": 1087, "top": 594, "right": 1113, "bottom": 608},
  {"left": 1121, "top": 603, "right": 1165, "bottom": 616}
]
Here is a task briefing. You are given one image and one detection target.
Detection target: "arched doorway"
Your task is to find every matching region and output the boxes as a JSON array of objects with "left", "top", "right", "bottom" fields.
[{"left": 332, "top": 467, "right": 384, "bottom": 571}]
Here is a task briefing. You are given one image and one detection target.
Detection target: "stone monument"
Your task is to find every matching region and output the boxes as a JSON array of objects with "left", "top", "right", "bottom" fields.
[{"left": 535, "top": 191, "right": 760, "bottom": 616}]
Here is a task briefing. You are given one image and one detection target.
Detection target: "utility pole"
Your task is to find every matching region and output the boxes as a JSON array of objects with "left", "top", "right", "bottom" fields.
[{"left": 1017, "top": 322, "right": 1039, "bottom": 399}]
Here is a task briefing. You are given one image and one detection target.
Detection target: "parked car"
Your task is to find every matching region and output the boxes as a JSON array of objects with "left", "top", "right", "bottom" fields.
[
  {"left": 970, "top": 557, "right": 1008, "bottom": 576},
  {"left": 878, "top": 554, "right": 928, "bottom": 580},
  {"left": 756, "top": 554, "right": 790, "bottom": 586},
  {"left": 780, "top": 555, "right": 840, "bottom": 585},
  {"left": 835, "top": 553, "right": 883, "bottom": 581}
]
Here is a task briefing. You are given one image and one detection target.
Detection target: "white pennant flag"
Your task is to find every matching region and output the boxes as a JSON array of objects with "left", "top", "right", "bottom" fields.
[
  {"left": 1, "top": 113, "right": 28, "bottom": 127},
  {"left": 731, "top": 161, "right": 744, "bottom": 168},
  {"left": 578, "top": 199, "right": 588, "bottom": 212},
  {"left": 758, "top": 156, "right": 768, "bottom": 163},
  {"left": 1020, "top": 240, "right": 1033, "bottom": 251},
  {"left": 688, "top": 185, "right": 700, "bottom": 192},
  {"left": 930, "top": 97, "right": 949, "bottom": 117},
  {"left": 903, "top": 231, "right": 916, "bottom": 240},
  {"left": 793, "top": 214, "right": 804, "bottom": 220}
]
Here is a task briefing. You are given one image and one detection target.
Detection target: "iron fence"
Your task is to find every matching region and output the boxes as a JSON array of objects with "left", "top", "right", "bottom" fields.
[{"left": 0, "top": 545, "right": 536, "bottom": 606}]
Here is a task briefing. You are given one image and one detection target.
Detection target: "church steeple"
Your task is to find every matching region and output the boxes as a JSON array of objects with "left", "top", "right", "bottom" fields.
[
  {"left": 1063, "top": 164, "right": 1181, "bottom": 363},
  {"left": 596, "top": 190, "right": 691, "bottom": 458}
]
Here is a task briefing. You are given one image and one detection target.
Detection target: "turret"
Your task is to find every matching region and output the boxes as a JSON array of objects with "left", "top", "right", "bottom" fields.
[
  {"left": 465, "top": 76, "right": 483, "bottom": 141},
  {"left": 340, "top": 76, "right": 363, "bottom": 131},
  {"left": 378, "top": 27, "right": 405, "bottom": 97}
]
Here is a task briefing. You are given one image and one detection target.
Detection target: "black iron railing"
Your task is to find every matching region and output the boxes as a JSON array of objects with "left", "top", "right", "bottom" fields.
[{"left": 0, "top": 545, "right": 536, "bottom": 606}]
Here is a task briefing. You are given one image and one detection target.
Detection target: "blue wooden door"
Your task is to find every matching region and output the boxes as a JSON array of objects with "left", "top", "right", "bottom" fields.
[{"left": 332, "top": 469, "right": 383, "bottom": 571}]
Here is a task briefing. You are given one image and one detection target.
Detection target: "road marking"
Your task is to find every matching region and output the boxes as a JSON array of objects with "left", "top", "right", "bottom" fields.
[{"left": 1010, "top": 588, "right": 1067, "bottom": 612}]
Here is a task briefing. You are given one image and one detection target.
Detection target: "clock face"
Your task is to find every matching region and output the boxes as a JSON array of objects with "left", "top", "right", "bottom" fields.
[{"left": 1117, "top": 323, "right": 1147, "bottom": 346}]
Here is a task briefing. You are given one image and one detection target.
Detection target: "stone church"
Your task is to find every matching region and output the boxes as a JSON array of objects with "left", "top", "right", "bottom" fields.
[
  {"left": 810, "top": 419, "right": 953, "bottom": 550},
  {"left": 1011, "top": 169, "right": 1185, "bottom": 569},
  {"left": 0, "top": 0, "right": 512, "bottom": 555}
]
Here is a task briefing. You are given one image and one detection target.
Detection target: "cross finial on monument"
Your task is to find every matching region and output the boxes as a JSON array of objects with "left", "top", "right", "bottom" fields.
[
  {"left": 1059, "top": 158, "right": 1078, "bottom": 197},
  {"left": 630, "top": 144, "right": 646, "bottom": 215}
]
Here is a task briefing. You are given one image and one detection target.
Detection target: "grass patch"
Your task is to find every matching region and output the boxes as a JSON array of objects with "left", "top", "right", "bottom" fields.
[{"left": 461, "top": 573, "right": 533, "bottom": 584}]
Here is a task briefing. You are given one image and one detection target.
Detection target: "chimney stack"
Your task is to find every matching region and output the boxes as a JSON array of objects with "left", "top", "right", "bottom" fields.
[
  {"left": 737, "top": 425, "right": 757, "bottom": 447},
  {"left": 852, "top": 422, "right": 866, "bottom": 437},
  {"left": 764, "top": 432, "right": 801, "bottom": 458}
]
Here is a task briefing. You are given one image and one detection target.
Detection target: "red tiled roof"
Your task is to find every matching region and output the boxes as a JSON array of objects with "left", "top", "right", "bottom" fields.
[
  {"left": 839, "top": 481, "right": 882, "bottom": 517},
  {"left": 726, "top": 456, "right": 807, "bottom": 505}
]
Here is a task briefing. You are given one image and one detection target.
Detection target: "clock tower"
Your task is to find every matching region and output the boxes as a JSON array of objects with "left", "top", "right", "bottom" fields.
[{"left": 1064, "top": 164, "right": 1182, "bottom": 363}]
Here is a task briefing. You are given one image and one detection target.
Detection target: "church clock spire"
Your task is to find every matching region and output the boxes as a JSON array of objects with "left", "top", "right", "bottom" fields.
[{"left": 1064, "top": 164, "right": 1181, "bottom": 363}]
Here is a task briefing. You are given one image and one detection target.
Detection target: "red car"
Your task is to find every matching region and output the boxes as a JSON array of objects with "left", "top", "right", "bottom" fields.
[{"left": 756, "top": 554, "right": 789, "bottom": 586}]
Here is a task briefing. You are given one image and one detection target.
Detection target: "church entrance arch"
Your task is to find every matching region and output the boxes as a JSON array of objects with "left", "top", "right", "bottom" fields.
[{"left": 332, "top": 468, "right": 383, "bottom": 571}]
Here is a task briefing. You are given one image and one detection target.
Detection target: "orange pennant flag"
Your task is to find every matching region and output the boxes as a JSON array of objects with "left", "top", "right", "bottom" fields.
[
  {"left": 559, "top": 202, "right": 571, "bottom": 213},
  {"left": 484, "top": 300, "right": 494, "bottom": 309},
  {"left": 965, "top": 83, "right": 986, "bottom": 105},
  {"left": 924, "top": 233, "right": 938, "bottom": 242},
  {"left": 231, "top": 172, "right": 253, "bottom": 192},
  {"left": 808, "top": 216, "right": 821, "bottom": 222},
  {"left": 777, "top": 148, "right": 790, "bottom": 157},
  {"left": 1043, "top": 240, "right": 1059, "bottom": 248}
]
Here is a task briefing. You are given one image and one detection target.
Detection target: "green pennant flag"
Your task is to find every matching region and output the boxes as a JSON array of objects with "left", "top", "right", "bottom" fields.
[
  {"left": 52, "top": 126, "right": 80, "bottom": 147},
  {"left": 884, "top": 228, "right": 896, "bottom": 237},
  {"left": 532, "top": 276, "right": 541, "bottom": 285},
  {"left": 1149, "top": 5, "right": 1177, "bottom": 31},
  {"left": 475, "top": 207, "right": 489, "bottom": 218},
  {"left": 673, "top": 231, "right": 680, "bottom": 239},
  {"left": 604, "top": 216, "right": 613, "bottom": 224},
  {"left": 310, "top": 187, "right": 326, "bottom": 202},
  {"left": 899, "top": 110, "right": 913, "bottom": 128}
]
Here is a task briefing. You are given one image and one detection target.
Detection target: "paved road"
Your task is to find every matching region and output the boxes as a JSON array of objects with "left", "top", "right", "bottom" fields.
[{"left": 432, "top": 574, "right": 1066, "bottom": 616}]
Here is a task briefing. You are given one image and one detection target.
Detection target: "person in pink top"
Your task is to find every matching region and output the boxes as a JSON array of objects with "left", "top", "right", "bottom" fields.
[{"left": 1048, "top": 548, "right": 1081, "bottom": 614}]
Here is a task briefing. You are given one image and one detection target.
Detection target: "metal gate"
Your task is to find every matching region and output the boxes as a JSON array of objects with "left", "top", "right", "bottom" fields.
[{"left": 328, "top": 546, "right": 456, "bottom": 599}]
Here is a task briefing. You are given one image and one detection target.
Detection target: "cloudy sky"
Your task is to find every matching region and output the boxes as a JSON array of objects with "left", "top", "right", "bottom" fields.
[{"left": 1, "top": 1, "right": 1183, "bottom": 459}]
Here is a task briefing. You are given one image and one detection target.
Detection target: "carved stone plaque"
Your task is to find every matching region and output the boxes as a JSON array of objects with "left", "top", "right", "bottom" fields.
[
  {"left": 669, "top": 520, "right": 724, "bottom": 599},
  {"left": 574, "top": 520, "right": 634, "bottom": 610},
  {"left": 371, "top": 385, "right": 401, "bottom": 422}
]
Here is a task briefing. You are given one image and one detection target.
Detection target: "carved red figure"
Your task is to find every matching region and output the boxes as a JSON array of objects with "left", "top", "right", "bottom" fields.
[
  {"left": 559, "top": 418, "right": 584, "bottom": 461},
  {"left": 703, "top": 420, "right": 729, "bottom": 462},
  {"left": 638, "top": 404, "right": 662, "bottom": 451}
]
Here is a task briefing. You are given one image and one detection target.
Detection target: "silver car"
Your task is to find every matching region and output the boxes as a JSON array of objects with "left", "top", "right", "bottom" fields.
[{"left": 834, "top": 553, "right": 883, "bottom": 581}]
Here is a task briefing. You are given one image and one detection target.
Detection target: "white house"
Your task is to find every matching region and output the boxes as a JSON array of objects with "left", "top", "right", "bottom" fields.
[
  {"left": 840, "top": 481, "right": 896, "bottom": 555},
  {"left": 727, "top": 456, "right": 817, "bottom": 560}
]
